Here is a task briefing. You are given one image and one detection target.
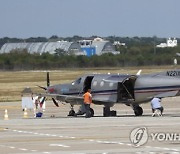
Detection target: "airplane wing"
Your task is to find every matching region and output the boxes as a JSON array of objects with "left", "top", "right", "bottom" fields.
[
  {"left": 103, "top": 75, "right": 136, "bottom": 83},
  {"left": 37, "top": 93, "right": 84, "bottom": 105},
  {"left": 153, "top": 90, "right": 180, "bottom": 98}
]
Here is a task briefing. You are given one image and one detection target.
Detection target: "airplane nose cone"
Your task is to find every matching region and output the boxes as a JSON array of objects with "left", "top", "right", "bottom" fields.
[{"left": 48, "top": 87, "right": 55, "bottom": 93}]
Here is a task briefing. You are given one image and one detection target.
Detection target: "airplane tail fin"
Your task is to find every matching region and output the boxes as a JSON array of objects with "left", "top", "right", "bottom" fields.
[{"left": 136, "top": 70, "right": 142, "bottom": 75}]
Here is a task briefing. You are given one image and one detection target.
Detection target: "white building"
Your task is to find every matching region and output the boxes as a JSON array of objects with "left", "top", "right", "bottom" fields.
[
  {"left": 79, "top": 37, "right": 119, "bottom": 56},
  {"left": 156, "top": 38, "right": 178, "bottom": 48}
]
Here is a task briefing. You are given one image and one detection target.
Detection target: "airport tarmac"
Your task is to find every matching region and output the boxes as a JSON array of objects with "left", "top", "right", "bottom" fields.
[{"left": 0, "top": 97, "right": 180, "bottom": 154}]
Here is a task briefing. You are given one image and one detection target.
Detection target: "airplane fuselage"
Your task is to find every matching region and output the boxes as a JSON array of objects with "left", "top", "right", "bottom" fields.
[{"left": 47, "top": 72, "right": 180, "bottom": 107}]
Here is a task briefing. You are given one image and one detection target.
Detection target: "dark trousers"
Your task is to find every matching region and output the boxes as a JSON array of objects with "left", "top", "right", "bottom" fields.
[
  {"left": 84, "top": 104, "right": 91, "bottom": 118},
  {"left": 152, "top": 106, "right": 164, "bottom": 114}
]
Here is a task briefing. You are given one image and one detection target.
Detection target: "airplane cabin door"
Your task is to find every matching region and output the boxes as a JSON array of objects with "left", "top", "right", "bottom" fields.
[
  {"left": 83, "top": 76, "right": 94, "bottom": 93},
  {"left": 117, "top": 76, "right": 136, "bottom": 102}
]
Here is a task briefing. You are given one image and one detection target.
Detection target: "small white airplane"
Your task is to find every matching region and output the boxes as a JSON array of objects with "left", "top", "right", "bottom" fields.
[{"left": 38, "top": 69, "right": 180, "bottom": 117}]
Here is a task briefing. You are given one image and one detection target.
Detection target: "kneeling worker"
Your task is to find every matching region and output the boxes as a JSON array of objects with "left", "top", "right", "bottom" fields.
[
  {"left": 83, "top": 89, "right": 92, "bottom": 118},
  {"left": 151, "top": 97, "right": 164, "bottom": 116}
]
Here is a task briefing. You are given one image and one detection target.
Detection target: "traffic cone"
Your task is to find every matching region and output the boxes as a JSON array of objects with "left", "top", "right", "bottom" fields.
[
  {"left": 23, "top": 108, "right": 28, "bottom": 118},
  {"left": 4, "top": 109, "right": 9, "bottom": 120}
]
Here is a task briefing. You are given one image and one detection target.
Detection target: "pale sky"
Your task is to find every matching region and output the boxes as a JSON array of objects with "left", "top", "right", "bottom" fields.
[{"left": 0, "top": 0, "right": 180, "bottom": 38}]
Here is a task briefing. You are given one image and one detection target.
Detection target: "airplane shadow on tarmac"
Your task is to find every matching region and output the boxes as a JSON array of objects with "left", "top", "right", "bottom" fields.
[{"left": 30, "top": 113, "right": 180, "bottom": 119}]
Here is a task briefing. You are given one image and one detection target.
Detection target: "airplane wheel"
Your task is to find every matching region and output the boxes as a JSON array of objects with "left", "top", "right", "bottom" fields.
[
  {"left": 134, "top": 106, "right": 143, "bottom": 116},
  {"left": 68, "top": 110, "right": 75, "bottom": 116},
  {"left": 110, "top": 110, "right": 117, "bottom": 116},
  {"left": 90, "top": 108, "right": 94, "bottom": 117}
]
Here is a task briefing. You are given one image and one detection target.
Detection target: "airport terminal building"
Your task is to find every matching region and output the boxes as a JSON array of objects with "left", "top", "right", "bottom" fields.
[{"left": 79, "top": 37, "right": 118, "bottom": 56}]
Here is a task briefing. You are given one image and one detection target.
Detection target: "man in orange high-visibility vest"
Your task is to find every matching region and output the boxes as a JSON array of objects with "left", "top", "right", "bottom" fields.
[{"left": 83, "top": 89, "right": 92, "bottom": 118}]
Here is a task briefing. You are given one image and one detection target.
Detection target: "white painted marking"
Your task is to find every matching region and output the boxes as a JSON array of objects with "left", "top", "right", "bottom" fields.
[
  {"left": 118, "top": 142, "right": 124, "bottom": 145},
  {"left": 104, "top": 141, "right": 111, "bottom": 144},
  {"left": 172, "top": 149, "right": 180, "bottom": 152},
  {"left": 43, "top": 152, "right": 51, "bottom": 154},
  {"left": 51, "top": 134, "right": 57, "bottom": 137},
  {"left": 49, "top": 144, "right": 70, "bottom": 148},
  {"left": 28, "top": 132, "right": 33, "bottom": 134},
  {"left": 10, "top": 146, "right": 15, "bottom": 149},
  {"left": 163, "top": 148, "right": 171, "bottom": 151},
  {"left": 126, "top": 143, "right": 132, "bottom": 146},
  {"left": 19, "top": 148, "right": 28, "bottom": 151},
  {"left": 9, "top": 128, "right": 180, "bottom": 153},
  {"left": 135, "top": 152, "right": 142, "bottom": 154},
  {"left": 110, "top": 141, "right": 118, "bottom": 144},
  {"left": 96, "top": 140, "right": 103, "bottom": 143},
  {"left": 34, "top": 133, "right": 39, "bottom": 135},
  {"left": 31, "top": 150, "right": 37, "bottom": 152},
  {"left": 149, "top": 152, "right": 156, "bottom": 154}
]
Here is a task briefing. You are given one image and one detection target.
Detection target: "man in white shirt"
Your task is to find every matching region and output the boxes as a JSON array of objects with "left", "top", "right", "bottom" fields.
[{"left": 151, "top": 97, "right": 164, "bottom": 116}]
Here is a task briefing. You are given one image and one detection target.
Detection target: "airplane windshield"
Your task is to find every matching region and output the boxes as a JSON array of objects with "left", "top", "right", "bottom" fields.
[{"left": 72, "top": 78, "right": 81, "bottom": 85}]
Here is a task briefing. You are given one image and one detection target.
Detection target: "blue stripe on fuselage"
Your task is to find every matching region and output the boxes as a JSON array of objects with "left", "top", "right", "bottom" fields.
[{"left": 62, "top": 85, "right": 180, "bottom": 96}]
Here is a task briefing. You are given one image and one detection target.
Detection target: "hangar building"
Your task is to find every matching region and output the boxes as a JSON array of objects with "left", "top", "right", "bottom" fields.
[{"left": 0, "top": 41, "right": 84, "bottom": 55}]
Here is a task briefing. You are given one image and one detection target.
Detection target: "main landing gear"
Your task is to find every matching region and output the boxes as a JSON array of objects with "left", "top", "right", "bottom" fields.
[
  {"left": 68, "top": 105, "right": 76, "bottom": 116},
  {"left": 132, "top": 104, "right": 143, "bottom": 116},
  {"left": 68, "top": 104, "right": 94, "bottom": 117},
  {"left": 103, "top": 106, "right": 117, "bottom": 117}
]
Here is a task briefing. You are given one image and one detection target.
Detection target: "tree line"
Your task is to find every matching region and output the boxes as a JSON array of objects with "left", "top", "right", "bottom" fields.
[
  {"left": 0, "top": 36, "right": 180, "bottom": 70},
  {"left": 0, "top": 45, "right": 180, "bottom": 70}
]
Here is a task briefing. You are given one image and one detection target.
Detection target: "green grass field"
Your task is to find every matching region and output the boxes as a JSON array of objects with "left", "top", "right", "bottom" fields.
[{"left": 0, "top": 66, "right": 178, "bottom": 101}]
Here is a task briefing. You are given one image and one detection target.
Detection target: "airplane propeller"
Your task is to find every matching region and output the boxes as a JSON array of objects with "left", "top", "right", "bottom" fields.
[
  {"left": 52, "top": 98, "right": 59, "bottom": 107},
  {"left": 47, "top": 72, "right": 50, "bottom": 87},
  {"left": 37, "top": 72, "right": 59, "bottom": 107}
]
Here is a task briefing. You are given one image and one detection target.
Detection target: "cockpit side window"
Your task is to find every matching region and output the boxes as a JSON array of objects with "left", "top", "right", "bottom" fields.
[
  {"left": 76, "top": 78, "right": 81, "bottom": 84},
  {"left": 72, "top": 78, "right": 81, "bottom": 85}
]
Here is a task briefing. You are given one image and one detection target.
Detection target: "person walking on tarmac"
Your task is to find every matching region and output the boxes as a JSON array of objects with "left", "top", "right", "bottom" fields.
[{"left": 83, "top": 89, "right": 92, "bottom": 118}]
